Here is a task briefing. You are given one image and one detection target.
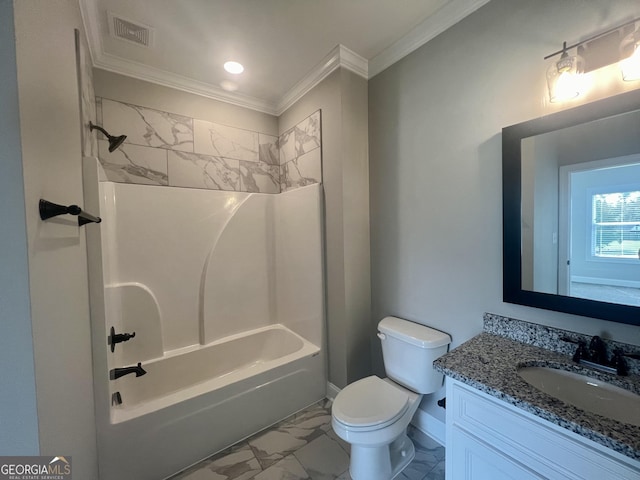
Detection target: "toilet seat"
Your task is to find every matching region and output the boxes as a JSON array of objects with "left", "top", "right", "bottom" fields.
[{"left": 332, "top": 376, "right": 410, "bottom": 431}]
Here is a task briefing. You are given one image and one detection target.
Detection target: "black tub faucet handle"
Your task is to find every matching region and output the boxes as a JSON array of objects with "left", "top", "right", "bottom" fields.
[{"left": 109, "top": 326, "right": 136, "bottom": 352}]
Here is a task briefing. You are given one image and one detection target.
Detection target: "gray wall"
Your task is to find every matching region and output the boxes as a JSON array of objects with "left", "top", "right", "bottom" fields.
[
  {"left": 369, "top": 0, "right": 640, "bottom": 420},
  {"left": 94, "top": 70, "right": 278, "bottom": 135},
  {"left": 280, "top": 68, "right": 371, "bottom": 388},
  {"left": 13, "top": 0, "right": 98, "bottom": 475},
  {"left": 0, "top": 0, "right": 39, "bottom": 454}
]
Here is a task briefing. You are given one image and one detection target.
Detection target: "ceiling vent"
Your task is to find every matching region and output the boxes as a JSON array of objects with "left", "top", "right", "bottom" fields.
[{"left": 108, "top": 12, "right": 154, "bottom": 47}]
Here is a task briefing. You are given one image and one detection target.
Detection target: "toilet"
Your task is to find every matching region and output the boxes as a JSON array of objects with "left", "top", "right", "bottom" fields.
[{"left": 331, "top": 316, "right": 451, "bottom": 480}]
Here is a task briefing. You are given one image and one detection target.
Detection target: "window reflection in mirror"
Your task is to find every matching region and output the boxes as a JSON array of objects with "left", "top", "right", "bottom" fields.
[
  {"left": 521, "top": 110, "right": 640, "bottom": 306},
  {"left": 564, "top": 161, "right": 640, "bottom": 306},
  {"left": 502, "top": 88, "right": 640, "bottom": 325}
]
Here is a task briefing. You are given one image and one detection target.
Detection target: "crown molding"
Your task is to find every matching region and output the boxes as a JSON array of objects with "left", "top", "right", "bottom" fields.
[
  {"left": 276, "top": 45, "right": 368, "bottom": 115},
  {"left": 79, "top": 0, "right": 486, "bottom": 115},
  {"left": 368, "top": 0, "right": 491, "bottom": 78},
  {"left": 338, "top": 45, "right": 369, "bottom": 79},
  {"left": 94, "top": 52, "right": 278, "bottom": 114}
]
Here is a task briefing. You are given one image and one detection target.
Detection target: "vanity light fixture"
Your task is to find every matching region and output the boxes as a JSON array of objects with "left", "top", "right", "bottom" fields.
[
  {"left": 546, "top": 41, "right": 584, "bottom": 103},
  {"left": 223, "top": 61, "right": 244, "bottom": 74},
  {"left": 544, "top": 17, "right": 640, "bottom": 102}
]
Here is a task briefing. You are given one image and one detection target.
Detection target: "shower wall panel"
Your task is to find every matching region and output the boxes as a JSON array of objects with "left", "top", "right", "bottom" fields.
[
  {"left": 99, "top": 179, "right": 323, "bottom": 355},
  {"left": 100, "top": 182, "right": 253, "bottom": 352}
]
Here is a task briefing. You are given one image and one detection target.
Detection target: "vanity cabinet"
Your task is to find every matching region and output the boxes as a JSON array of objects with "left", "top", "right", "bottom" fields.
[{"left": 445, "top": 379, "right": 640, "bottom": 480}]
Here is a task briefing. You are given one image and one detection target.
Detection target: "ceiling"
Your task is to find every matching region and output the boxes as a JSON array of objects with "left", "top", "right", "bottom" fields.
[{"left": 80, "top": 0, "right": 489, "bottom": 115}]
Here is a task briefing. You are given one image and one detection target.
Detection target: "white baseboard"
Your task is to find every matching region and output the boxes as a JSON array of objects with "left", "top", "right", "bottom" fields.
[
  {"left": 326, "top": 381, "right": 341, "bottom": 401},
  {"left": 411, "top": 408, "right": 446, "bottom": 447}
]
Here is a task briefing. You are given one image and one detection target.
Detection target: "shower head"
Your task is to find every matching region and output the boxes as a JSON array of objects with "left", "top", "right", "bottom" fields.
[{"left": 89, "top": 121, "right": 127, "bottom": 152}]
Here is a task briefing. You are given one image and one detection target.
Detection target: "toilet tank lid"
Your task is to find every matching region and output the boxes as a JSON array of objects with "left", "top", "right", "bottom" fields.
[{"left": 378, "top": 316, "right": 451, "bottom": 348}]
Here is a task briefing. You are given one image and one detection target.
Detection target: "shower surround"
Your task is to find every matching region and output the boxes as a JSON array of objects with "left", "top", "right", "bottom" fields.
[
  {"left": 96, "top": 97, "right": 322, "bottom": 193},
  {"left": 83, "top": 98, "right": 325, "bottom": 479}
]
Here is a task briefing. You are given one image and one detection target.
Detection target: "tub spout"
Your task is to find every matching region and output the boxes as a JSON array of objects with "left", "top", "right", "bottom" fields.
[{"left": 110, "top": 362, "right": 147, "bottom": 380}]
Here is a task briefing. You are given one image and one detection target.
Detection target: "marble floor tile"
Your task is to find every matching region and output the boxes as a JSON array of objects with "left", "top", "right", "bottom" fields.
[
  {"left": 293, "top": 434, "right": 350, "bottom": 480},
  {"left": 177, "top": 468, "right": 221, "bottom": 480},
  {"left": 248, "top": 429, "right": 311, "bottom": 470},
  {"left": 168, "top": 400, "right": 446, "bottom": 480},
  {"left": 171, "top": 443, "right": 261, "bottom": 480},
  {"left": 248, "top": 404, "right": 331, "bottom": 470},
  {"left": 284, "top": 402, "right": 332, "bottom": 431},
  {"left": 253, "top": 455, "right": 309, "bottom": 480},
  {"left": 325, "top": 428, "right": 350, "bottom": 454},
  {"left": 335, "top": 470, "right": 351, "bottom": 480},
  {"left": 424, "top": 460, "right": 445, "bottom": 480}
]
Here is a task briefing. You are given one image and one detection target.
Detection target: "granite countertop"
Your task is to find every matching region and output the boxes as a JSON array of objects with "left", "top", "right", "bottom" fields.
[{"left": 434, "top": 332, "right": 640, "bottom": 461}]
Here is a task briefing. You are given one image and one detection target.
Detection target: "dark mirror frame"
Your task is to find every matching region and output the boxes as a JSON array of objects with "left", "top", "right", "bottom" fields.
[{"left": 503, "top": 88, "right": 640, "bottom": 326}]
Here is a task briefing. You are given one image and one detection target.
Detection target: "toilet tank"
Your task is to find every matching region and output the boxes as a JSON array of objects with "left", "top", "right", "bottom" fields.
[{"left": 378, "top": 316, "right": 451, "bottom": 394}]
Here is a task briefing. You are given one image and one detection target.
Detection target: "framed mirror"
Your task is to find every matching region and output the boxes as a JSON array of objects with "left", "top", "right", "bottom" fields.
[{"left": 503, "top": 89, "right": 640, "bottom": 326}]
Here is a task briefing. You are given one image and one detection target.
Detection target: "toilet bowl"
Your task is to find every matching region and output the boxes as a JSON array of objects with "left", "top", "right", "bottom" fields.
[
  {"left": 331, "top": 317, "right": 451, "bottom": 480},
  {"left": 332, "top": 376, "right": 421, "bottom": 479}
]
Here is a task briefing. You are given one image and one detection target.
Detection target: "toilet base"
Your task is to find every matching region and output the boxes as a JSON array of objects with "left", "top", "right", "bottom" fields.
[{"left": 349, "top": 434, "right": 415, "bottom": 480}]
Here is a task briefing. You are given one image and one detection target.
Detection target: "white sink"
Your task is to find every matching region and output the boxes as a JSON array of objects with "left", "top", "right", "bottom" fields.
[{"left": 517, "top": 366, "right": 640, "bottom": 426}]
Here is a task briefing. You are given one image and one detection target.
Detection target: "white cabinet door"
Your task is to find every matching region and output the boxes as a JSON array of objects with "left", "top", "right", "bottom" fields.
[
  {"left": 449, "top": 425, "right": 545, "bottom": 480},
  {"left": 446, "top": 379, "right": 640, "bottom": 480}
]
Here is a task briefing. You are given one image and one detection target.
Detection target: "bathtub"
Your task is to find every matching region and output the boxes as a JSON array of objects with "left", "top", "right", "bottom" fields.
[
  {"left": 100, "top": 324, "right": 325, "bottom": 480},
  {"left": 111, "top": 324, "right": 319, "bottom": 424}
]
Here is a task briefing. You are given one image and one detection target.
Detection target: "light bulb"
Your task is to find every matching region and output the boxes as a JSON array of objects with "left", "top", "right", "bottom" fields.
[
  {"left": 553, "top": 70, "right": 580, "bottom": 101},
  {"left": 621, "top": 42, "right": 640, "bottom": 81}
]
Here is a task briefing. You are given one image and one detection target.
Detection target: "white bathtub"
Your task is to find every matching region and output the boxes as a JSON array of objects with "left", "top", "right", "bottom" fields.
[
  {"left": 100, "top": 324, "right": 325, "bottom": 480},
  {"left": 111, "top": 324, "right": 318, "bottom": 424}
]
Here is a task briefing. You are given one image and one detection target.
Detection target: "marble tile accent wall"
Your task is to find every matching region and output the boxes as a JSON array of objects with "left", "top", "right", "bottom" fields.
[
  {"left": 98, "top": 140, "right": 168, "bottom": 186},
  {"left": 168, "top": 151, "right": 239, "bottom": 191},
  {"left": 194, "top": 120, "right": 258, "bottom": 162},
  {"left": 281, "top": 148, "right": 322, "bottom": 192},
  {"left": 259, "top": 134, "right": 279, "bottom": 166},
  {"left": 279, "top": 110, "right": 322, "bottom": 192},
  {"left": 102, "top": 99, "right": 194, "bottom": 152},
  {"left": 96, "top": 97, "right": 322, "bottom": 195},
  {"left": 76, "top": 29, "right": 97, "bottom": 157}
]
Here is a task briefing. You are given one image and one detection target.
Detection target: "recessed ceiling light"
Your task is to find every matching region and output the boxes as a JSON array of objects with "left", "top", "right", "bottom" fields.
[{"left": 224, "top": 61, "right": 244, "bottom": 74}]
